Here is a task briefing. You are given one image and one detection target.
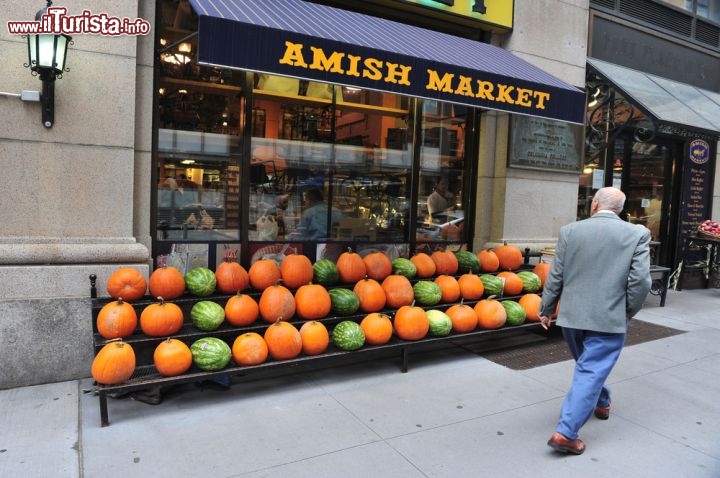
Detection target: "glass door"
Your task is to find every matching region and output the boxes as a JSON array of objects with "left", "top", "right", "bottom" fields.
[{"left": 623, "top": 139, "right": 678, "bottom": 266}]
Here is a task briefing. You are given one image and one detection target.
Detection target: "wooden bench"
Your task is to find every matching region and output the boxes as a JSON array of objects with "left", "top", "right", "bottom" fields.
[{"left": 649, "top": 265, "right": 671, "bottom": 307}]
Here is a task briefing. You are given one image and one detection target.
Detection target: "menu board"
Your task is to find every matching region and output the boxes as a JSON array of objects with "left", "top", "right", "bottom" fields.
[
  {"left": 679, "top": 139, "right": 712, "bottom": 238},
  {"left": 509, "top": 116, "right": 584, "bottom": 173}
]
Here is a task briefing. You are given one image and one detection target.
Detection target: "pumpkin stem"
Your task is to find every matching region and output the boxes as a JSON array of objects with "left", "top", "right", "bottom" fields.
[
  {"left": 157, "top": 296, "right": 165, "bottom": 305},
  {"left": 117, "top": 297, "right": 124, "bottom": 304}
]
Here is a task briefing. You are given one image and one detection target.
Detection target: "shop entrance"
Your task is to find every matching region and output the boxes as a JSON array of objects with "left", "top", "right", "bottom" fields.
[
  {"left": 620, "top": 138, "right": 681, "bottom": 267},
  {"left": 579, "top": 135, "right": 682, "bottom": 267}
]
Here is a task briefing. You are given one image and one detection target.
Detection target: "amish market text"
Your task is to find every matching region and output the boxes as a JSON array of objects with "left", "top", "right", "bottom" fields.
[{"left": 279, "top": 41, "right": 551, "bottom": 111}]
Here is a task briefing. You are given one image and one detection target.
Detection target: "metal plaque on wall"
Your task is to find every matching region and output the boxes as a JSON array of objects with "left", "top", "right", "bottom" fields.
[{"left": 508, "top": 115, "right": 584, "bottom": 173}]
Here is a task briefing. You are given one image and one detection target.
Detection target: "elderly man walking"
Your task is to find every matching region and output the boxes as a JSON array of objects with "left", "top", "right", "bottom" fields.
[{"left": 539, "top": 187, "right": 652, "bottom": 455}]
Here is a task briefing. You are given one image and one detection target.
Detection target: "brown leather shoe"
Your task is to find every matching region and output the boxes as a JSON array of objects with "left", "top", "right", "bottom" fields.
[
  {"left": 594, "top": 404, "right": 610, "bottom": 420},
  {"left": 547, "top": 432, "right": 585, "bottom": 455}
]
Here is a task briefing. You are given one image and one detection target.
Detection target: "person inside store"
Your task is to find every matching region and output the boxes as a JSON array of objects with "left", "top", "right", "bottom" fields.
[
  {"left": 264, "top": 193, "right": 289, "bottom": 238},
  {"left": 177, "top": 173, "right": 198, "bottom": 190},
  {"left": 426, "top": 177, "right": 456, "bottom": 220},
  {"left": 538, "top": 186, "right": 652, "bottom": 455},
  {"left": 287, "top": 188, "right": 343, "bottom": 241}
]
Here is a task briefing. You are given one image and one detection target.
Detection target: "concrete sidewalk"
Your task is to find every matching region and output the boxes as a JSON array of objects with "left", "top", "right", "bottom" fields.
[{"left": 2, "top": 288, "right": 719, "bottom": 478}]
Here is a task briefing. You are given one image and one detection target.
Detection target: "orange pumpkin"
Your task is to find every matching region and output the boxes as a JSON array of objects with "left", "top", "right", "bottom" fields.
[
  {"left": 336, "top": 248, "right": 367, "bottom": 284},
  {"left": 360, "top": 313, "right": 394, "bottom": 345},
  {"left": 446, "top": 302, "right": 478, "bottom": 333},
  {"left": 248, "top": 259, "right": 281, "bottom": 291},
  {"left": 434, "top": 275, "right": 461, "bottom": 303},
  {"left": 410, "top": 253, "right": 436, "bottom": 278},
  {"left": 106, "top": 267, "right": 147, "bottom": 301},
  {"left": 353, "top": 277, "right": 387, "bottom": 313},
  {"left": 139, "top": 298, "right": 184, "bottom": 337},
  {"left": 494, "top": 242, "right": 524, "bottom": 271},
  {"left": 215, "top": 251, "right": 250, "bottom": 294},
  {"left": 518, "top": 293, "right": 542, "bottom": 322},
  {"left": 96, "top": 298, "right": 138, "bottom": 339},
  {"left": 148, "top": 266, "right": 186, "bottom": 300},
  {"left": 224, "top": 293, "right": 259, "bottom": 327},
  {"left": 259, "top": 283, "right": 295, "bottom": 323},
  {"left": 457, "top": 273, "right": 484, "bottom": 300},
  {"left": 533, "top": 261, "right": 551, "bottom": 287},
  {"left": 295, "top": 283, "right": 332, "bottom": 320},
  {"left": 475, "top": 298, "right": 507, "bottom": 329},
  {"left": 91, "top": 340, "right": 136, "bottom": 385},
  {"left": 232, "top": 332, "right": 269, "bottom": 365},
  {"left": 497, "top": 271, "right": 524, "bottom": 296},
  {"left": 431, "top": 250, "right": 459, "bottom": 276},
  {"left": 299, "top": 321, "right": 330, "bottom": 355},
  {"left": 393, "top": 304, "right": 429, "bottom": 341},
  {"left": 381, "top": 275, "right": 414, "bottom": 308},
  {"left": 477, "top": 249, "right": 500, "bottom": 272},
  {"left": 363, "top": 252, "right": 393, "bottom": 281},
  {"left": 264, "top": 319, "right": 302, "bottom": 360},
  {"left": 280, "top": 253, "right": 314, "bottom": 289},
  {"left": 153, "top": 338, "right": 192, "bottom": 376}
]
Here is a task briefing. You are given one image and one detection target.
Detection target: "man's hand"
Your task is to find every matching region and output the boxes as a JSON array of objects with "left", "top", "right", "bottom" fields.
[{"left": 539, "top": 315, "right": 552, "bottom": 331}]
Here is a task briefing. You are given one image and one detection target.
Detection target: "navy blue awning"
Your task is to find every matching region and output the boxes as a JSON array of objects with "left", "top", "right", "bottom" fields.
[{"left": 188, "top": 0, "right": 585, "bottom": 124}]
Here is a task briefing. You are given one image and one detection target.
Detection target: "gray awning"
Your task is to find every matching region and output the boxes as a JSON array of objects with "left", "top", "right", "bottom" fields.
[{"left": 587, "top": 58, "right": 720, "bottom": 137}]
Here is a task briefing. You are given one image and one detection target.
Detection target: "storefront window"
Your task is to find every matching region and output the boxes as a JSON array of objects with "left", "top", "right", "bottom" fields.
[
  {"left": 416, "top": 102, "right": 467, "bottom": 244},
  {"left": 248, "top": 76, "right": 413, "bottom": 247},
  {"left": 154, "top": 1, "right": 477, "bottom": 265}
]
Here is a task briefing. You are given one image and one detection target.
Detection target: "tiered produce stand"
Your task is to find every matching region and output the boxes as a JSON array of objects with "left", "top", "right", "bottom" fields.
[{"left": 88, "top": 248, "right": 549, "bottom": 427}]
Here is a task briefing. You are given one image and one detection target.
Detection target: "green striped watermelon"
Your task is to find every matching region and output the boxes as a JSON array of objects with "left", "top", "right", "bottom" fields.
[
  {"left": 328, "top": 288, "right": 360, "bottom": 316},
  {"left": 190, "top": 337, "right": 231, "bottom": 371},
  {"left": 332, "top": 320, "right": 365, "bottom": 350},
  {"left": 185, "top": 267, "right": 217, "bottom": 297},
  {"left": 413, "top": 281, "right": 442, "bottom": 306},
  {"left": 426, "top": 309, "right": 452, "bottom": 336},
  {"left": 191, "top": 300, "right": 225, "bottom": 331},
  {"left": 391, "top": 258, "right": 417, "bottom": 278},
  {"left": 517, "top": 271, "right": 542, "bottom": 293},
  {"left": 501, "top": 300, "right": 526, "bottom": 326},
  {"left": 455, "top": 250, "right": 481, "bottom": 273},
  {"left": 480, "top": 274, "right": 504, "bottom": 297},
  {"left": 313, "top": 259, "right": 339, "bottom": 286}
]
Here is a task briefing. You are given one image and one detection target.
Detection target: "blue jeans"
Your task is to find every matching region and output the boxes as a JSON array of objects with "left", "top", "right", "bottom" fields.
[{"left": 556, "top": 327, "right": 626, "bottom": 439}]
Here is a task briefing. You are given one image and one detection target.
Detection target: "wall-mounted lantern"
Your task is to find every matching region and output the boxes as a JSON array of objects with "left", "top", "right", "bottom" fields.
[{"left": 25, "top": 1, "right": 71, "bottom": 128}]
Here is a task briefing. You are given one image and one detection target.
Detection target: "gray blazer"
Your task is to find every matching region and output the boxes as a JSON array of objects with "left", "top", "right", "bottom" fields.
[{"left": 539, "top": 211, "right": 652, "bottom": 334}]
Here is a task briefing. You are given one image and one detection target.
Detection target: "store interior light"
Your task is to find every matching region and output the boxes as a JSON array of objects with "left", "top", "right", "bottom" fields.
[
  {"left": 161, "top": 52, "right": 192, "bottom": 65},
  {"left": 24, "top": 1, "right": 72, "bottom": 128}
]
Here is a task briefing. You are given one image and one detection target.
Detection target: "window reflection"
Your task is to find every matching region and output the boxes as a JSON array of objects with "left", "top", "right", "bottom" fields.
[
  {"left": 249, "top": 76, "right": 414, "bottom": 243},
  {"left": 416, "top": 101, "right": 467, "bottom": 242}
]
